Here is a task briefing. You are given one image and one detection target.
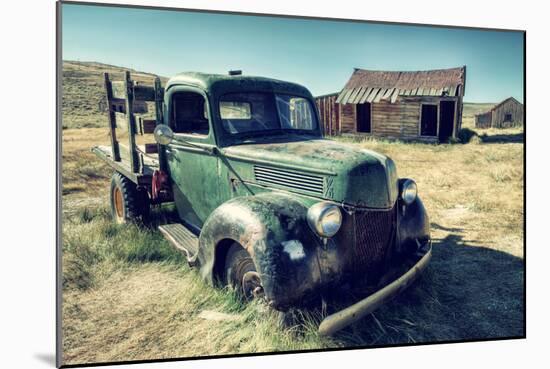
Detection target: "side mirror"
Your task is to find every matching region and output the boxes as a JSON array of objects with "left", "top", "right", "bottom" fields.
[{"left": 154, "top": 124, "right": 174, "bottom": 145}]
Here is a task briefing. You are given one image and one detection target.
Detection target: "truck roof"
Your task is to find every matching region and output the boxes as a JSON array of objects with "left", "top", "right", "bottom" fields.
[{"left": 165, "top": 72, "right": 312, "bottom": 97}]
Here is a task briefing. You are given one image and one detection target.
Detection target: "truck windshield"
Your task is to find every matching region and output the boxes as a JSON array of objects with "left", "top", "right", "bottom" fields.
[{"left": 219, "top": 92, "right": 318, "bottom": 135}]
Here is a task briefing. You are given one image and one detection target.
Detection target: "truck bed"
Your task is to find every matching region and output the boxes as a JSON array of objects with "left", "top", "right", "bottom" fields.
[{"left": 92, "top": 145, "right": 159, "bottom": 186}]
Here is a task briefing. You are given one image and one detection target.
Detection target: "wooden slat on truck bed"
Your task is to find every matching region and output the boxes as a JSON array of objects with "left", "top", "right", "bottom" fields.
[{"left": 92, "top": 145, "right": 158, "bottom": 186}]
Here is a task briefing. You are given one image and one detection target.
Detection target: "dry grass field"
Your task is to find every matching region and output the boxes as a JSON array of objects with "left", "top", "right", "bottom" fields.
[{"left": 60, "top": 61, "right": 524, "bottom": 366}]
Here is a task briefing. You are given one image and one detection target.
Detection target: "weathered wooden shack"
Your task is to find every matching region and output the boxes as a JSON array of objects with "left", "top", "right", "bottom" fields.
[
  {"left": 475, "top": 97, "right": 523, "bottom": 129},
  {"left": 316, "top": 93, "right": 340, "bottom": 136},
  {"left": 316, "top": 66, "right": 466, "bottom": 142}
]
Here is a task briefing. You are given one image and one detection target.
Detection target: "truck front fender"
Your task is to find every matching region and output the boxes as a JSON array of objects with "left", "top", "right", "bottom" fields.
[
  {"left": 197, "top": 192, "right": 322, "bottom": 310},
  {"left": 397, "top": 196, "right": 431, "bottom": 254}
]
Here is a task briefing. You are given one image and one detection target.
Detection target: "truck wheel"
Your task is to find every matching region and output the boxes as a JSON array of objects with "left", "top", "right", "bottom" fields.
[
  {"left": 224, "top": 243, "right": 263, "bottom": 300},
  {"left": 110, "top": 172, "right": 150, "bottom": 224}
]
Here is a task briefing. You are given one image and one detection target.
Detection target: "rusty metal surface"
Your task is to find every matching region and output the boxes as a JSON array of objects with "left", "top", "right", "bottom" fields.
[
  {"left": 318, "top": 240, "right": 432, "bottom": 336},
  {"left": 253, "top": 165, "right": 325, "bottom": 196},
  {"left": 222, "top": 139, "right": 399, "bottom": 209},
  {"left": 197, "top": 192, "right": 324, "bottom": 311},
  {"left": 158, "top": 223, "right": 199, "bottom": 264},
  {"left": 352, "top": 205, "right": 397, "bottom": 276}
]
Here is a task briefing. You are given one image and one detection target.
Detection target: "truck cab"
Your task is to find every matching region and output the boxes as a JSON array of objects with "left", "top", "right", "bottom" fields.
[{"left": 161, "top": 72, "right": 323, "bottom": 228}]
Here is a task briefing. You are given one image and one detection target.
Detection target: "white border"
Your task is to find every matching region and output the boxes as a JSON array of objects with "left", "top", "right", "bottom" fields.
[{"left": 2, "top": 1, "right": 546, "bottom": 368}]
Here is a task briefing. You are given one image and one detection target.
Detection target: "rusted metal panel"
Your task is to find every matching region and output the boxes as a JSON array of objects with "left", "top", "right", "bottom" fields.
[
  {"left": 342, "top": 66, "right": 466, "bottom": 96},
  {"left": 318, "top": 242, "right": 432, "bottom": 336},
  {"left": 158, "top": 223, "right": 199, "bottom": 264}
]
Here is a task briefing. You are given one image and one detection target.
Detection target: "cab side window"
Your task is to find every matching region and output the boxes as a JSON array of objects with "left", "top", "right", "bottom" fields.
[{"left": 171, "top": 92, "right": 210, "bottom": 136}]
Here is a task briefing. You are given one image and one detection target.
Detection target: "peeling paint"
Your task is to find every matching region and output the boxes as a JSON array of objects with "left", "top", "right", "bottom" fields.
[{"left": 282, "top": 240, "right": 306, "bottom": 261}]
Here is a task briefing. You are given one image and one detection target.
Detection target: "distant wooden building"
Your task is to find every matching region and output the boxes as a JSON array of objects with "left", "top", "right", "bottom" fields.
[
  {"left": 316, "top": 66, "right": 466, "bottom": 142},
  {"left": 475, "top": 97, "right": 523, "bottom": 129}
]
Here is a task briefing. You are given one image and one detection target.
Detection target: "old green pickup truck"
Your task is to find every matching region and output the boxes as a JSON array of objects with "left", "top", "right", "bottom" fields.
[{"left": 93, "top": 70, "right": 431, "bottom": 335}]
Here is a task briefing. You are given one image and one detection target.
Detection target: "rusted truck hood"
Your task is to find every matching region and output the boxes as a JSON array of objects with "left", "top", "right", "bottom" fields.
[{"left": 223, "top": 138, "right": 399, "bottom": 209}]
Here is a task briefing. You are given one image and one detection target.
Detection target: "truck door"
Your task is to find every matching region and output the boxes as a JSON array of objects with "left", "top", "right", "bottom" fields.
[{"left": 164, "top": 88, "right": 220, "bottom": 228}]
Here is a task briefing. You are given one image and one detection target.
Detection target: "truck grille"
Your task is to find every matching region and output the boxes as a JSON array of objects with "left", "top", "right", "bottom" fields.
[
  {"left": 351, "top": 205, "right": 397, "bottom": 275},
  {"left": 254, "top": 165, "right": 325, "bottom": 195}
]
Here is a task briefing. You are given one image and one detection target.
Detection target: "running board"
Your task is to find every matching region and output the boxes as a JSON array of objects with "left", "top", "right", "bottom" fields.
[{"left": 158, "top": 223, "right": 199, "bottom": 266}]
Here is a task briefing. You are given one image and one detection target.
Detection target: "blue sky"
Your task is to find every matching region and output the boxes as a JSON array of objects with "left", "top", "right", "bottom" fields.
[{"left": 62, "top": 3, "right": 524, "bottom": 103}]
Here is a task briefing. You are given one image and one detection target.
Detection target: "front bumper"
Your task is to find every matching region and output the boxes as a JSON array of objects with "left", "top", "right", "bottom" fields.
[{"left": 318, "top": 239, "right": 432, "bottom": 336}]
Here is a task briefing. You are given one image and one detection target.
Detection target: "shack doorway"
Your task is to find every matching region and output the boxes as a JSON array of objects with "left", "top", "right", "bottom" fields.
[
  {"left": 420, "top": 104, "right": 438, "bottom": 136},
  {"left": 439, "top": 100, "right": 456, "bottom": 142},
  {"left": 356, "top": 103, "right": 371, "bottom": 133}
]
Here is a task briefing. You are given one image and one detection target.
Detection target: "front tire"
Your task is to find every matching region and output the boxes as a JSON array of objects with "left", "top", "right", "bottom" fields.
[
  {"left": 224, "top": 243, "right": 263, "bottom": 299},
  {"left": 110, "top": 172, "right": 150, "bottom": 224}
]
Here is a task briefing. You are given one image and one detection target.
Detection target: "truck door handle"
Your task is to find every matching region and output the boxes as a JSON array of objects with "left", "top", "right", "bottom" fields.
[{"left": 165, "top": 147, "right": 179, "bottom": 161}]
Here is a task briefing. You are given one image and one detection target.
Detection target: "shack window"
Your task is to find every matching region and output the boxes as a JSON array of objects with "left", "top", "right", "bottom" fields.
[
  {"left": 356, "top": 103, "right": 371, "bottom": 133},
  {"left": 171, "top": 92, "right": 209, "bottom": 136},
  {"left": 504, "top": 113, "right": 513, "bottom": 122},
  {"left": 420, "top": 104, "right": 438, "bottom": 136}
]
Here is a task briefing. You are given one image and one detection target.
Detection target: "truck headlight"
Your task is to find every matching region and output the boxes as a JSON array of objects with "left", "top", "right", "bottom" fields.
[
  {"left": 307, "top": 202, "right": 342, "bottom": 238},
  {"left": 400, "top": 179, "right": 417, "bottom": 205}
]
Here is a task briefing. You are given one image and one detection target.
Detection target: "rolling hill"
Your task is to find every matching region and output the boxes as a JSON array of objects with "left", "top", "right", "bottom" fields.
[
  {"left": 61, "top": 61, "right": 167, "bottom": 129},
  {"left": 61, "top": 60, "right": 494, "bottom": 130}
]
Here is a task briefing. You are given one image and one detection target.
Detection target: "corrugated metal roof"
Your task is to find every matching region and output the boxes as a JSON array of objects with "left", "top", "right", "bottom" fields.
[{"left": 336, "top": 66, "right": 466, "bottom": 104}]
